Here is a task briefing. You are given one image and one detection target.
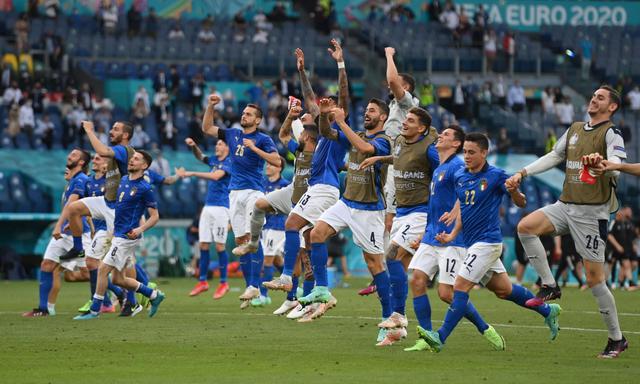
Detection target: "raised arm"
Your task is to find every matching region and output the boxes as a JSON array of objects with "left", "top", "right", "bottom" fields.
[
  {"left": 296, "top": 48, "right": 320, "bottom": 118},
  {"left": 328, "top": 39, "right": 349, "bottom": 112},
  {"left": 318, "top": 98, "right": 339, "bottom": 140},
  {"left": 185, "top": 137, "right": 208, "bottom": 164},
  {"left": 82, "top": 121, "right": 114, "bottom": 157},
  {"left": 385, "top": 47, "right": 405, "bottom": 101},
  {"left": 202, "top": 94, "right": 222, "bottom": 137},
  {"left": 332, "top": 107, "right": 374, "bottom": 154},
  {"left": 279, "top": 104, "right": 302, "bottom": 147},
  {"left": 176, "top": 166, "right": 226, "bottom": 181}
]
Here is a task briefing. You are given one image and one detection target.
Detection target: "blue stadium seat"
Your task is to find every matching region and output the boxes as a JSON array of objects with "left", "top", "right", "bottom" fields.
[
  {"left": 10, "top": 186, "right": 31, "bottom": 213},
  {"left": 176, "top": 179, "right": 197, "bottom": 217},
  {"left": 195, "top": 178, "right": 208, "bottom": 204},
  {"left": 159, "top": 185, "right": 181, "bottom": 218},
  {"left": 27, "top": 182, "right": 50, "bottom": 212}
]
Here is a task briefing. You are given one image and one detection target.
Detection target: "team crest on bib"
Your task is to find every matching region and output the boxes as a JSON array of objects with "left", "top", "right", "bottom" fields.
[
  {"left": 479, "top": 179, "right": 488, "bottom": 191},
  {"left": 569, "top": 133, "right": 579, "bottom": 146}
]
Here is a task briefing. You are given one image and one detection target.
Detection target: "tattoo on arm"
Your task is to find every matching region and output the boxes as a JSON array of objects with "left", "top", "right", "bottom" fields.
[
  {"left": 190, "top": 144, "right": 206, "bottom": 163},
  {"left": 319, "top": 112, "right": 338, "bottom": 140},
  {"left": 300, "top": 70, "right": 320, "bottom": 118},
  {"left": 279, "top": 116, "right": 294, "bottom": 146},
  {"left": 338, "top": 67, "right": 349, "bottom": 112}
]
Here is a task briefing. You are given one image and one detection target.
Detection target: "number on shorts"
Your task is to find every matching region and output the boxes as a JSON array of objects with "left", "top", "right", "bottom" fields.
[
  {"left": 299, "top": 194, "right": 311, "bottom": 206},
  {"left": 446, "top": 258, "right": 457, "bottom": 274},
  {"left": 586, "top": 235, "right": 599, "bottom": 250},
  {"left": 401, "top": 225, "right": 410, "bottom": 236},
  {"left": 111, "top": 247, "right": 118, "bottom": 256},
  {"left": 268, "top": 239, "right": 274, "bottom": 248},
  {"left": 235, "top": 144, "right": 245, "bottom": 156},
  {"left": 464, "top": 253, "right": 477, "bottom": 269},
  {"left": 217, "top": 227, "right": 225, "bottom": 237},
  {"left": 370, "top": 232, "right": 377, "bottom": 246},
  {"left": 92, "top": 240, "right": 97, "bottom": 249}
]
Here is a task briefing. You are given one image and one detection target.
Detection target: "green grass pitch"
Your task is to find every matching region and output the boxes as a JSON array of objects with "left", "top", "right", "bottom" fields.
[{"left": 1, "top": 277, "right": 638, "bottom": 383}]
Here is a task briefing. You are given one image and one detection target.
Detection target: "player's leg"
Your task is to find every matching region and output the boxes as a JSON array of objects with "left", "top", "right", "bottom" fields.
[
  {"left": 213, "top": 242, "right": 230, "bottom": 299},
  {"left": 253, "top": 254, "right": 275, "bottom": 307},
  {"left": 403, "top": 245, "right": 438, "bottom": 351},
  {"left": 47, "top": 265, "right": 62, "bottom": 312},
  {"left": 24, "top": 236, "right": 69, "bottom": 317},
  {"left": 302, "top": 220, "right": 336, "bottom": 304},
  {"left": 234, "top": 197, "right": 274, "bottom": 255},
  {"left": 276, "top": 250, "right": 304, "bottom": 316},
  {"left": 190, "top": 241, "right": 211, "bottom": 296},
  {"left": 62, "top": 197, "right": 106, "bottom": 259}
]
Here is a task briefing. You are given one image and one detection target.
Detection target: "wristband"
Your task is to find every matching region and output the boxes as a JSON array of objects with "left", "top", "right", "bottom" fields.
[
  {"left": 518, "top": 168, "right": 528, "bottom": 178},
  {"left": 337, "top": 61, "right": 345, "bottom": 69}
]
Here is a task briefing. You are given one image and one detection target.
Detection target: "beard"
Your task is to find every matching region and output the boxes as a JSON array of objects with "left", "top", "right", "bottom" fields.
[
  {"left": 66, "top": 160, "right": 78, "bottom": 170},
  {"left": 109, "top": 135, "right": 121, "bottom": 145},
  {"left": 364, "top": 117, "right": 378, "bottom": 131}
]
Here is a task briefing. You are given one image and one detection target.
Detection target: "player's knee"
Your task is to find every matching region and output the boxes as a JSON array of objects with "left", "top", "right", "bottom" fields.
[
  {"left": 214, "top": 243, "right": 225, "bottom": 253},
  {"left": 41, "top": 259, "right": 56, "bottom": 272},
  {"left": 199, "top": 242, "right": 210, "bottom": 251},
  {"left": 285, "top": 215, "right": 303, "bottom": 231},
  {"left": 87, "top": 258, "right": 99, "bottom": 270},
  {"left": 410, "top": 274, "right": 427, "bottom": 293},
  {"left": 438, "top": 287, "right": 453, "bottom": 303},
  {"left": 310, "top": 226, "right": 327, "bottom": 243},
  {"left": 255, "top": 198, "right": 270, "bottom": 211}
]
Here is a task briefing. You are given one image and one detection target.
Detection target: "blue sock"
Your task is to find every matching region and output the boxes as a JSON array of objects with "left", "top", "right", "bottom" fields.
[
  {"left": 218, "top": 250, "right": 228, "bottom": 283},
  {"left": 126, "top": 289, "right": 137, "bottom": 306},
  {"left": 38, "top": 271, "right": 53, "bottom": 311},
  {"left": 251, "top": 245, "right": 264, "bottom": 288},
  {"left": 283, "top": 230, "right": 300, "bottom": 275},
  {"left": 136, "top": 283, "right": 154, "bottom": 298},
  {"left": 413, "top": 294, "right": 432, "bottom": 330},
  {"left": 287, "top": 276, "right": 300, "bottom": 300},
  {"left": 438, "top": 290, "right": 469, "bottom": 343},
  {"left": 239, "top": 255, "right": 251, "bottom": 287},
  {"left": 103, "top": 291, "right": 112, "bottom": 307},
  {"left": 108, "top": 280, "right": 123, "bottom": 298},
  {"left": 303, "top": 279, "right": 314, "bottom": 296},
  {"left": 260, "top": 265, "right": 274, "bottom": 296},
  {"left": 199, "top": 249, "right": 210, "bottom": 282},
  {"left": 275, "top": 263, "right": 283, "bottom": 274},
  {"left": 387, "top": 260, "right": 408, "bottom": 315},
  {"left": 507, "top": 284, "right": 551, "bottom": 317},
  {"left": 135, "top": 264, "right": 149, "bottom": 285},
  {"left": 310, "top": 242, "right": 328, "bottom": 287},
  {"left": 89, "top": 269, "right": 98, "bottom": 298},
  {"left": 373, "top": 271, "right": 392, "bottom": 318},
  {"left": 89, "top": 294, "right": 103, "bottom": 313},
  {"left": 73, "top": 235, "right": 83, "bottom": 251},
  {"left": 464, "top": 301, "right": 489, "bottom": 333}
]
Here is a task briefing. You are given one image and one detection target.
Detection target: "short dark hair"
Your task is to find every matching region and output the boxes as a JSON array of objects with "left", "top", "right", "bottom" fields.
[
  {"left": 246, "top": 103, "right": 263, "bottom": 119},
  {"left": 278, "top": 156, "right": 286, "bottom": 170},
  {"left": 447, "top": 124, "right": 466, "bottom": 153},
  {"left": 367, "top": 98, "right": 390, "bottom": 118},
  {"left": 464, "top": 132, "right": 489, "bottom": 151},
  {"left": 302, "top": 124, "right": 319, "bottom": 142},
  {"left": 76, "top": 148, "right": 91, "bottom": 173},
  {"left": 137, "top": 150, "right": 153, "bottom": 169},
  {"left": 599, "top": 85, "right": 621, "bottom": 115},
  {"left": 327, "top": 95, "right": 339, "bottom": 106},
  {"left": 399, "top": 73, "right": 416, "bottom": 94},
  {"left": 408, "top": 107, "right": 432, "bottom": 129},
  {"left": 119, "top": 121, "right": 134, "bottom": 140}
]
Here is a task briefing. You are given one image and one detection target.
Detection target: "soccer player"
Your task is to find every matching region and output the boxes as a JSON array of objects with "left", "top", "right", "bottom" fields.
[
  {"left": 58, "top": 120, "right": 135, "bottom": 260},
  {"left": 301, "top": 98, "right": 392, "bottom": 337},
  {"left": 362, "top": 107, "right": 439, "bottom": 339},
  {"left": 255, "top": 42, "right": 349, "bottom": 319},
  {"left": 178, "top": 137, "right": 232, "bottom": 299},
  {"left": 509, "top": 86, "right": 627, "bottom": 358},
  {"left": 202, "top": 95, "right": 280, "bottom": 309},
  {"left": 233, "top": 103, "right": 318, "bottom": 315},
  {"left": 23, "top": 149, "right": 91, "bottom": 317},
  {"left": 74, "top": 150, "right": 165, "bottom": 320},
  {"left": 382, "top": 47, "right": 420, "bottom": 240},
  {"left": 251, "top": 156, "right": 290, "bottom": 307},
  {"left": 418, "top": 133, "right": 561, "bottom": 352}
]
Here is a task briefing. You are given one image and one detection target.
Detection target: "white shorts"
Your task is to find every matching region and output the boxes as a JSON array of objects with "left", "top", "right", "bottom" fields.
[
  {"left": 43, "top": 233, "right": 91, "bottom": 271},
  {"left": 199, "top": 205, "right": 230, "bottom": 244},
  {"left": 319, "top": 200, "right": 385, "bottom": 254},
  {"left": 385, "top": 165, "right": 396, "bottom": 214},
  {"left": 390, "top": 212, "right": 427, "bottom": 255},
  {"left": 81, "top": 196, "right": 115, "bottom": 233},
  {"left": 229, "top": 189, "right": 264, "bottom": 237},
  {"left": 265, "top": 183, "right": 294, "bottom": 216},
  {"left": 540, "top": 201, "right": 609, "bottom": 263},
  {"left": 102, "top": 237, "right": 140, "bottom": 272},
  {"left": 457, "top": 242, "right": 506, "bottom": 285},
  {"left": 86, "top": 230, "right": 111, "bottom": 260},
  {"left": 291, "top": 184, "right": 339, "bottom": 226},
  {"left": 409, "top": 243, "right": 466, "bottom": 285},
  {"left": 261, "top": 229, "right": 285, "bottom": 256}
]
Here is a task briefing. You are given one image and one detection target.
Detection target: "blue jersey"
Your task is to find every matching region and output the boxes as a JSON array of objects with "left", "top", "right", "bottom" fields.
[
  {"left": 218, "top": 127, "right": 277, "bottom": 191},
  {"left": 396, "top": 141, "right": 440, "bottom": 217},
  {"left": 113, "top": 175, "right": 158, "bottom": 239},
  {"left": 454, "top": 163, "right": 509, "bottom": 248},
  {"left": 85, "top": 174, "right": 107, "bottom": 232},
  {"left": 62, "top": 171, "right": 90, "bottom": 234},
  {"left": 309, "top": 122, "right": 350, "bottom": 189},
  {"left": 340, "top": 131, "right": 392, "bottom": 211},
  {"left": 263, "top": 176, "right": 290, "bottom": 230},
  {"left": 422, "top": 155, "right": 465, "bottom": 247},
  {"left": 143, "top": 169, "right": 166, "bottom": 187},
  {"left": 204, "top": 155, "right": 232, "bottom": 208}
]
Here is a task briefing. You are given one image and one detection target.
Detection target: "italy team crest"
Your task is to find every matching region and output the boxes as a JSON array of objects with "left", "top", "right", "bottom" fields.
[
  {"left": 130, "top": 188, "right": 137, "bottom": 196},
  {"left": 438, "top": 172, "right": 445, "bottom": 182},
  {"left": 479, "top": 179, "right": 488, "bottom": 191}
]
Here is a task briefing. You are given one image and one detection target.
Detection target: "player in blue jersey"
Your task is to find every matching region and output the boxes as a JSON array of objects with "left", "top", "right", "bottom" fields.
[
  {"left": 202, "top": 94, "right": 280, "bottom": 308},
  {"left": 260, "top": 42, "right": 350, "bottom": 320},
  {"left": 251, "top": 156, "right": 290, "bottom": 307},
  {"left": 177, "top": 137, "right": 232, "bottom": 299},
  {"left": 300, "top": 98, "right": 392, "bottom": 330},
  {"left": 58, "top": 120, "right": 135, "bottom": 261},
  {"left": 23, "top": 149, "right": 92, "bottom": 317},
  {"left": 74, "top": 150, "right": 165, "bottom": 320},
  {"left": 417, "top": 133, "right": 562, "bottom": 352}
]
